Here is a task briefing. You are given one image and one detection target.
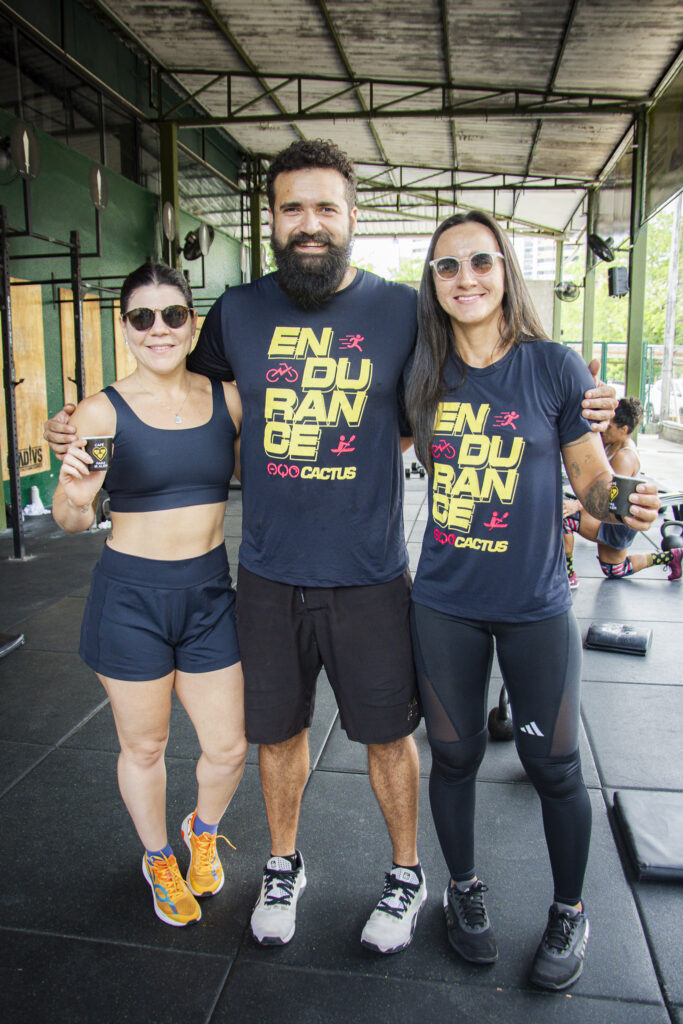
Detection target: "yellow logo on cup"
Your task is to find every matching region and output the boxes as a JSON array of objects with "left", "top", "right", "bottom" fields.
[
  {"left": 92, "top": 444, "right": 108, "bottom": 462},
  {"left": 610, "top": 481, "right": 618, "bottom": 502}
]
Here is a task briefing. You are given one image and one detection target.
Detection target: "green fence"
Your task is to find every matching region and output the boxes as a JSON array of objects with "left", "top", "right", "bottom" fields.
[{"left": 562, "top": 341, "right": 683, "bottom": 426}]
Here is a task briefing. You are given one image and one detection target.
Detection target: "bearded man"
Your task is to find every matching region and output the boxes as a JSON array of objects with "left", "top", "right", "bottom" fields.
[{"left": 189, "top": 140, "right": 426, "bottom": 953}]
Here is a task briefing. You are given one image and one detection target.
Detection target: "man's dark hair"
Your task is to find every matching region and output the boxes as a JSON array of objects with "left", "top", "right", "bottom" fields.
[
  {"left": 120, "top": 260, "right": 193, "bottom": 314},
  {"left": 613, "top": 396, "right": 643, "bottom": 434},
  {"left": 266, "top": 139, "right": 357, "bottom": 210}
]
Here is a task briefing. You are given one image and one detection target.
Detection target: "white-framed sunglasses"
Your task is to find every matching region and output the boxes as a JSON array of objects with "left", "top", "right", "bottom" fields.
[{"left": 430, "top": 251, "right": 505, "bottom": 281}]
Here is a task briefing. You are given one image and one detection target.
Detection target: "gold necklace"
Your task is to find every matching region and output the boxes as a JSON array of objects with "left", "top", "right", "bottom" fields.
[{"left": 140, "top": 382, "right": 192, "bottom": 423}]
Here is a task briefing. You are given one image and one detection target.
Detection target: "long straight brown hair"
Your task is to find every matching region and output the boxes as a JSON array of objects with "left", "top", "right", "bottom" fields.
[{"left": 406, "top": 210, "right": 548, "bottom": 475}]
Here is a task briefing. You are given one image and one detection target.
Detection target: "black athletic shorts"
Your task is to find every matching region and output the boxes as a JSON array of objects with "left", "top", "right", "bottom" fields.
[
  {"left": 236, "top": 565, "right": 420, "bottom": 745},
  {"left": 79, "top": 543, "right": 240, "bottom": 680}
]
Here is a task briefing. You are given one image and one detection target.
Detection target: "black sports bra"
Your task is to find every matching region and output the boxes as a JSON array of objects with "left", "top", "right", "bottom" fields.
[{"left": 102, "top": 378, "right": 236, "bottom": 512}]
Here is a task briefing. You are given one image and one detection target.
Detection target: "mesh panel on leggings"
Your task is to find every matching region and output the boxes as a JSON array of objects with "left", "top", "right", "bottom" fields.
[
  {"left": 418, "top": 670, "right": 462, "bottom": 744},
  {"left": 549, "top": 677, "right": 581, "bottom": 757}
]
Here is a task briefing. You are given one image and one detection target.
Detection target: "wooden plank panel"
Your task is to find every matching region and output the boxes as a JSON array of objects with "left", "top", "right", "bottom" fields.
[
  {"left": 113, "top": 301, "right": 137, "bottom": 380},
  {"left": 0, "top": 281, "right": 50, "bottom": 481},
  {"left": 59, "top": 288, "right": 104, "bottom": 404}
]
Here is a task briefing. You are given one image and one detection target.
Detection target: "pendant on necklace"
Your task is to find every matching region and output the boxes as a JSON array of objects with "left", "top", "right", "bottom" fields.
[{"left": 175, "top": 414, "right": 182, "bottom": 424}]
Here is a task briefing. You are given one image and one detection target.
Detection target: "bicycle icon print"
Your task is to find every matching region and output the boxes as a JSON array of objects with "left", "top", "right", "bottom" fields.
[
  {"left": 266, "top": 362, "right": 299, "bottom": 383},
  {"left": 431, "top": 439, "right": 457, "bottom": 459}
]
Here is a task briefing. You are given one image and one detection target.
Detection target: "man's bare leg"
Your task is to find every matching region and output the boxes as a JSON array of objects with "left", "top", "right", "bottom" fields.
[
  {"left": 367, "top": 734, "right": 420, "bottom": 866},
  {"left": 361, "top": 733, "right": 425, "bottom": 953},
  {"left": 259, "top": 729, "right": 310, "bottom": 856},
  {"left": 250, "top": 730, "right": 310, "bottom": 946}
]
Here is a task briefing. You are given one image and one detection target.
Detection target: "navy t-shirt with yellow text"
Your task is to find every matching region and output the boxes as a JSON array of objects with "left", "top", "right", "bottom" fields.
[
  {"left": 189, "top": 270, "right": 417, "bottom": 586},
  {"left": 411, "top": 340, "right": 595, "bottom": 622}
]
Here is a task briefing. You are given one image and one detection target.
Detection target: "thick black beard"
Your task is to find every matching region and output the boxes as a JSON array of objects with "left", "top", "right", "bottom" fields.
[{"left": 271, "top": 231, "right": 353, "bottom": 310}]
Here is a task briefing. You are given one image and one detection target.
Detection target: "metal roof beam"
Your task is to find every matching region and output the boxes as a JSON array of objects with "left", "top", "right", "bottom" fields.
[
  {"left": 360, "top": 182, "right": 591, "bottom": 194},
  {"left": 354, "top": 204, "right": 565, "bottom": 238},
  {"left": 176, "top": 140, "right": 241, "bottom": 193},
  {"left": 548, "top": 0, "right": 581, "bottom": 93},
  {"left": 334, "top": 159, "right": 590, "bottom": 182},
  {"left": 195, "top": 0, "right": 304, "bottom": 142},
  {"left": 440, "top": 0, "right": 459, "bottom": 174},
  {"left": 162, "top": 66, "right": 646, "bottom": 104},
  {"left": 314, "top": 0, "right": 395, "bottom": 181},
  {"left": 515, "top": 0, "right": 581, "bottom": 217},
  {"left": 170, "top": 101, "right": 638, "bottom": 127}
]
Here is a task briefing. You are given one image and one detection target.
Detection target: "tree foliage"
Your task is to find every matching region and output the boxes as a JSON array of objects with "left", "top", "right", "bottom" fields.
[{"left": 559, "top": 199, "right": 683, "bottom": 348}]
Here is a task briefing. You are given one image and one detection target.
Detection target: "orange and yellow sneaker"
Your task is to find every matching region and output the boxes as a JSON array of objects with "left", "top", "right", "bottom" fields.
[
  {"left": 142, "top": 851, "right": 201, "bottom": 927},
  {"left": 181, "top": 810, "right": 235, "bottom": 897}
]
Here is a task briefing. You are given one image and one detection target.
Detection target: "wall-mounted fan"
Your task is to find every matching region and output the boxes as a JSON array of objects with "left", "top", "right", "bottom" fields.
[
  {"left": 182, "top": 224, "right": 215, "bottom": 260},
  {"left": 587, "top": 233, "right": 615, "bottom": 262},
  {"left": 554, "top": 281, "right": 582, "bottom": 302}
]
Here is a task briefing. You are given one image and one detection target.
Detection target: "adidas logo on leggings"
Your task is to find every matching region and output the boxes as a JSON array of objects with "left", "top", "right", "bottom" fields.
[{"left": 520, "top": 721, "right": 545, "bottom": 737}]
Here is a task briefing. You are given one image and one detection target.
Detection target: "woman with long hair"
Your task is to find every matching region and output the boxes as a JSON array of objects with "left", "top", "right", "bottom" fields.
[
  {"left": 406, "top": 212, "right": 659, "bottom": 990},
  {"left": 53, "top": 262, "right": 246, "bottom": 927}
]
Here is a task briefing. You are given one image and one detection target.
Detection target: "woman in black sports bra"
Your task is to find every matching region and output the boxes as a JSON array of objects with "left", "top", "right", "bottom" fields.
[{"left": 53, "top": 262, "right": 246, "bottom": 928}]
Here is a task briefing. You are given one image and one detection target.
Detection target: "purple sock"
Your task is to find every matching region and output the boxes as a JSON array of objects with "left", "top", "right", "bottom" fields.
[
  {"left": 193, "top": 814, "right": 218, "bottom": 836},
  {"left": 146, "top": 842, "right": 173, "bottom": 860}
]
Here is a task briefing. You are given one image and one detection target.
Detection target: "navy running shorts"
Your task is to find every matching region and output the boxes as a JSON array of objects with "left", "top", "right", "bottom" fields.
[
  {"left": 235, "top": 566, "right": 420, "bottom": 745},
  {"left": 79, "top": 543, "right": 240, "bottom": 681},
  {"left": 597, "top": 521, "right": 637, "bottom": 550}
]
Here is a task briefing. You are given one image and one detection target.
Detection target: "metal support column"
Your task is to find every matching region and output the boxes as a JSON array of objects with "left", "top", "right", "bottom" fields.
[
  {"left": 70, "top": 230, "right": 86, "bottom": 402},
  {"left": 625, "top": 110, "right": 648, "bottom": 401},
  {"left": 552, "top": 239, "right": 564, "bottom": 341},
  {"left": 582, "top": 190, "right": 596, "bottom": 364},
  {"left": 249, "top": 158, "right": 262, "bottom": 282},
  {"left": 159, "top": 122, "right": 180, "bottom": 268},
  {"left": 0, "top": 206, "right": 26, "bottom": 558}
]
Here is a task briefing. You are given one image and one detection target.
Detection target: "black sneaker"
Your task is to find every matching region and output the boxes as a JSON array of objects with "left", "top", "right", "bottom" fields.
[
  {"left": 529, "top": 903, "right": 590, "bottom": 991},
  {"left": 443, "top": 881, "right": 498, "bottom": 964}
]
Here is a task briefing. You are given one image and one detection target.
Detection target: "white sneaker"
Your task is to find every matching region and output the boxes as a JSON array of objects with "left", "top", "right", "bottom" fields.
[
  {"left": 361, "top": 866, "right": 427, "bottom": 953},
  {"left": 250, "top": 851, "right": 307, "bottom": 946}
]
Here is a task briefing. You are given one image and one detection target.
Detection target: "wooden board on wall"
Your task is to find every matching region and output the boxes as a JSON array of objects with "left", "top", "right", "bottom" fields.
[
  {"left": 113, "top": 300, "right": 137, "bottom": 380},
  {"left": 190, "top": 315, "right": 204, "bottom": 355},
  {"left": 0, "top": 281, "right": 50, "bottom": 481},
  {"left": 59, "top": 288, "right": 104, "bottom": 405}
]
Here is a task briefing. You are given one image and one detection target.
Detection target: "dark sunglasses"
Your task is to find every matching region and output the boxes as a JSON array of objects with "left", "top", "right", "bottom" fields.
[
  {"left": 122, "top": 305, "right": 192, "bottom": 331},
  {"left": 430, "top": 251, "right": 504, "bottom": 281}
]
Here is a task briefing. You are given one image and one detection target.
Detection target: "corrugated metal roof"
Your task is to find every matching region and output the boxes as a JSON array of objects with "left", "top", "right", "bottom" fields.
[{"left": 87, "top": 0, "right": 683, "bottom": 241}]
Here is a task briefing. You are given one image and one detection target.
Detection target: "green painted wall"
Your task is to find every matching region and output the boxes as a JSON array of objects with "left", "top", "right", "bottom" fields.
[{"left": 1, "top": 108, "right": 242, "bottom": 510}]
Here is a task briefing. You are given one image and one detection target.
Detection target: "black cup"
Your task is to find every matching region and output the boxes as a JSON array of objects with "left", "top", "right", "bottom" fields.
[
  {"left": 608, "top": 473, "right": 650, "bottom": 519},
  {"left": 83, "top": 436, "right": 113, "bottom": 472}
]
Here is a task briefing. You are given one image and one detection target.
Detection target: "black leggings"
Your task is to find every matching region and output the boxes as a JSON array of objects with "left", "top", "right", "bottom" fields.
[{"left": 410, "top": 603, "right": 591, "bottom": 906}]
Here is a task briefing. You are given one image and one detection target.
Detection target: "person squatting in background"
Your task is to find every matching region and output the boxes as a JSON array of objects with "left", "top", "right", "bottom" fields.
[
  {"left": 563, "top": 397, "right": 681, "bottom": 585},
  {"left": 52, "top": 262, "right": 246, "bottom": 928},
  {"left": 406, "top": 211, "right": 660, "bottom": 991}
]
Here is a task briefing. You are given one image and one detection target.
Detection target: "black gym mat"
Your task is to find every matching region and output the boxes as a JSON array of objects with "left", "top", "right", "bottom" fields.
[{"left": 613, "top": 789, "right": 683, "bottom": 881}]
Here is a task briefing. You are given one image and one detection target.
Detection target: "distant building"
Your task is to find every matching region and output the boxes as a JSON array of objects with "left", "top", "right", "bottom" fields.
[{"left": 514, "top": 237, "right": 557, "bottom": 280}]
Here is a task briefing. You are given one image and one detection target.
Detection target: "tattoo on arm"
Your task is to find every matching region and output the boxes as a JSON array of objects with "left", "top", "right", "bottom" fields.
[
  {"left": 562, "top": 432, "right": 614, "bottom": 520},
  {"left": 582, "top": 478, "right": 611, "bottom": 520}
]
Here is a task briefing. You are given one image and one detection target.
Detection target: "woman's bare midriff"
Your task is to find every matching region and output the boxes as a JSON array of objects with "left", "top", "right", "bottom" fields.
[{"left": 107, "top": 501, "right": 227, "bottom": 560}]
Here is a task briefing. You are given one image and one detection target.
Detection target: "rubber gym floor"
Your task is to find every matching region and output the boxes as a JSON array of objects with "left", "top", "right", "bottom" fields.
[{"left": 1, "top": 435, "right": 681, "bottom": 1024}]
